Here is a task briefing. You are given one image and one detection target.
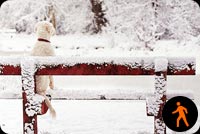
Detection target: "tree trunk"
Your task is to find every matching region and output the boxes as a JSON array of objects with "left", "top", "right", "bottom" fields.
[
  {"left": 152, "top": 0, "right": 158, "bottom": 18},
  {"left": 90, "top": 0, "right": 108, "bottom": 33},
  {"left": 48, "top": 4, "right": 56, "bottom": 29},
  {"left": 152, "top": 0, "right": 159, "bottom": 40}
]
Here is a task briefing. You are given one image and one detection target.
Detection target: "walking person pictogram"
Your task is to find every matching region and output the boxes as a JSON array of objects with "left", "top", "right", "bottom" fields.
[
  {"left": 172, "top": 102, "right": 189, "bottom": 128},
  {"left": 163, "top": 96, "right": 198, "bottom": 132}
]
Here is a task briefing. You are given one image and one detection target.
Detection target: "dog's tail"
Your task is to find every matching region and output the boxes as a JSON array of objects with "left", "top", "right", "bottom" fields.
[{"left": 43, "top": 95, "right": 56, "bottom": 118}]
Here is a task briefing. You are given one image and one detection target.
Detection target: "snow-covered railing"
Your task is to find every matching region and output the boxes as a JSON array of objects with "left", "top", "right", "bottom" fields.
[
  {"left": 0, "top": 56, "right": 195, "bottom": 75},
  {"left": 0, "top": 56, "right": 196, "bottom": 134}
]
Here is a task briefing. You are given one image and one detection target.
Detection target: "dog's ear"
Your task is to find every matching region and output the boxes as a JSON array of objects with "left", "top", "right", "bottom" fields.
[
  {"left": 50, "top": 25, "right": 56, "bottom": 36},
  {"left": 46, "top": 24, "right": 55, "bottom": 36}
]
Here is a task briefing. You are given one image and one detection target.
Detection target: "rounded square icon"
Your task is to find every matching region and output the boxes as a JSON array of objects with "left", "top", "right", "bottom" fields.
[{"left": 162, "top": 96, "right": 198, "bottom": 132}]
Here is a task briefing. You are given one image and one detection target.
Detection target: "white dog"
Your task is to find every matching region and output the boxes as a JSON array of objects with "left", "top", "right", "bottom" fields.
[{"left": 31, "top": 21, "right": 56, "bottom": 118}]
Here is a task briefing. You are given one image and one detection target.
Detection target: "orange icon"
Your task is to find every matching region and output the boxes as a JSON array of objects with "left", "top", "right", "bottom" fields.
[{"left": 172, "top": 102, "right": 189, "bottom": 127}]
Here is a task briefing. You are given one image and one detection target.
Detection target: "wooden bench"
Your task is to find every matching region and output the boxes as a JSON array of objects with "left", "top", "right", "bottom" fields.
[{"left": 0, "top": 56, "right": 195, "bottom": 134}]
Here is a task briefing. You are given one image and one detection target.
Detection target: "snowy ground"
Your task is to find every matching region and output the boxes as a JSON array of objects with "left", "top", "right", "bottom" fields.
[
  {"left": 0, "top": 31, "right": 200, "bottom": 133},
  {"left": 0, "top": 99, "right": 199, "bottom": 134},
  {"left": 1, "top": 30, "right": 200, "bottom": 58}
]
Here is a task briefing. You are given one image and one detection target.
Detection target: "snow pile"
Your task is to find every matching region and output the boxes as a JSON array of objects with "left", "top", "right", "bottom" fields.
[
  {"left": 154, "top": 58, "right": 168, "bottom": 72},
  {"left": 34, "top": 56, "right": 154, "bottom": 69},
  {"left": 146, "top": 96, "right": 160, "bottom": 116},
  {"left": 168, "top": 57, "right": 196, "bottom": 71},
  {"left": 0, "top": 56, "right": 21, "bottom": 66}
]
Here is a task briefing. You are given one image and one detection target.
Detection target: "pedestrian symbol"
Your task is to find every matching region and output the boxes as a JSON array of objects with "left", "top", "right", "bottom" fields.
[
  {"left": 162, "top": 96, "right": 198, "bottom": 132},
  {"left": 172, "top": 102, "right": 189, "bottom": 128}
]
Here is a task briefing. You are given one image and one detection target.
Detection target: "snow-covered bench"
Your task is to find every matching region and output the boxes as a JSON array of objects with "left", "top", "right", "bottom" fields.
[{"left": 0, "top": 56, "right": 195, "bottom": 134}]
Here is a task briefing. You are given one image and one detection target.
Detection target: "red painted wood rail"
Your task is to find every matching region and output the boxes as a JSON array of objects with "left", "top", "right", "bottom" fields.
[{"left": 0, "top": 57, "right": 195, "bottom": 134}]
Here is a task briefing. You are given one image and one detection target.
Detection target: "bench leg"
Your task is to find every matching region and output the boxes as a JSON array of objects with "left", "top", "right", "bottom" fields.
[
  {"left": 21, "top": 59, "right": 38, "bottom": 134},
  {"left": 154, "top": 71, "right": 166, "bottom": 134},
  {"left": 22, "top": 92, "right": 38, "bottom": 134}
]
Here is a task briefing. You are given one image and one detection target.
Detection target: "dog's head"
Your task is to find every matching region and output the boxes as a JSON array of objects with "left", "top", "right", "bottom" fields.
[{"left": 35, "top": 21, "right": 55, "bottom": 38}]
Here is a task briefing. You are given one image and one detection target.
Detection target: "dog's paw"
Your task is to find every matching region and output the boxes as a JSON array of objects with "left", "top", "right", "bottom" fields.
[{"left": 50, "top": 108, "right": 56, "bottom": 119}]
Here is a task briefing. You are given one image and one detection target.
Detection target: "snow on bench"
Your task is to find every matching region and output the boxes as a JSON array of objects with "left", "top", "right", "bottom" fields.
[
  {"left": 48, "top": 89, "right": 193, "bottom": 100},
  {"left": 0, "top": 56, "right": 196, "bottom": 134},
  {"left": 0, "top": 56, "right": 195, "bottom": 75}
]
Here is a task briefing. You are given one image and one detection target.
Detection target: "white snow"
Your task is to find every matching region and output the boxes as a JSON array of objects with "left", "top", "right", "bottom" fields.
[
  {"left": 24, "top": 122, "right": 34, "bottom": 134},
  {"left": 146, "top": 73, "right": 167, "bottom": 117},
  {"left": 155, "top": 118, "right": 166, "bottom": 134},
  {"left": 0, "top": 56, "right": 21, "bottom": 66},
  {"left": 0, "top": 32, "right": 198, "bottom": 112},
  {"left": 0, "top": 56, "right": 195, "bottom": 72},
  {"left": 154, "top": 74, "right": 167, "bottom": 98},
  {"left": 0, "top": 0, "right": 200, "bottom": 133},
  {"left": 0, "top": 99, "right": 199, "bottom": 134},
  {"left": 21, "top": 58, "right": 35, "bottom": 98},
  {"left": 146, "top": 96, "right": 160, "bottom": 116},
  {"left": 21, "top": 58, "right": 45, "bottom": 117},
  {"left": 154, "top": 58, "right": 168, "bottom": 72},
  {"left": 1, "top": 0, "right": 200, "bottom": 41}
]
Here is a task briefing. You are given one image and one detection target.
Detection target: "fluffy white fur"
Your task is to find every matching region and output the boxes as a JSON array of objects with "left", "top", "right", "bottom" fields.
[{"left": 31, "top": 21, "right": 56, "bottom": 118}]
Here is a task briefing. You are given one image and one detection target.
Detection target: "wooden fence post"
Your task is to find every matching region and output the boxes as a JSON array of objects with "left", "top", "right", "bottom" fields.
[
  {"left": 21, "top": 58, "right": 38, "bottom": 134},
  {"left": 22, "top": 93, "right": 38, "bottom": 134},
  {"left": 154, "top": 58, "right": 168, "bottom": 134}
]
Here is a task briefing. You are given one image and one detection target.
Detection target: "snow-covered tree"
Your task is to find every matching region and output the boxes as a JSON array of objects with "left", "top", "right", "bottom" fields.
[
  {"left": 104, "top": 0, "right": 163, "bottom": 50},
  {"left": 0, "top": 0, "right": 200, "bottom": 42},
  {"left": 133, "top": 0, "right": 163, "bottom": 50},
  {"left": 162, "top": 0, "right": 200, "bottom": 40},
  {"left": 0, "top": 0, "right": 93, "bottom": 34},
  {"left": 131, "top": 0, "right": 200, "bottom": 47}
]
